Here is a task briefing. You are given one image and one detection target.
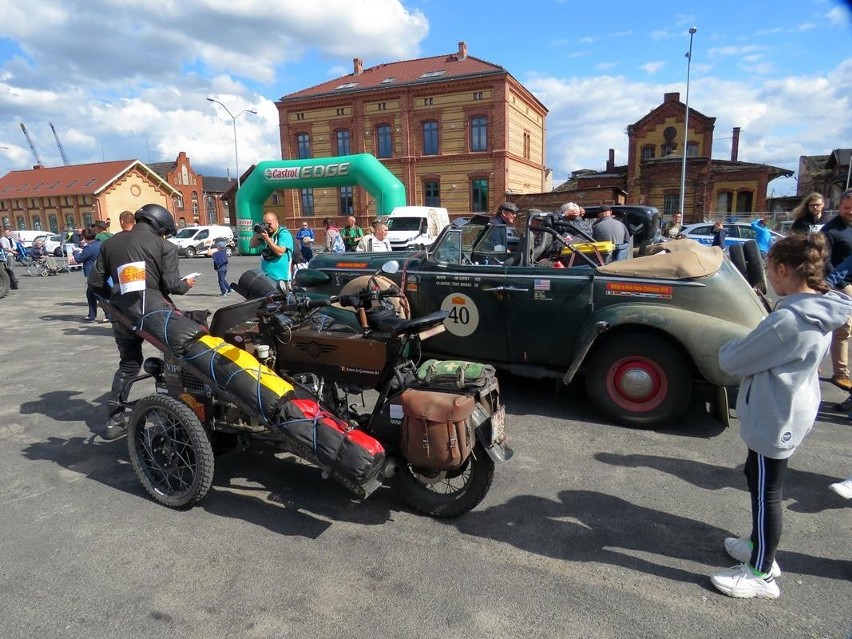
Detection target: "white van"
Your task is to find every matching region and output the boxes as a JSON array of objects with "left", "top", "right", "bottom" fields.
[
  {"left": 385, "top": 206, "right": 450, "bottom": 251},
  {"left": 168, "top": 225, "right": 235, "bottom": 257},
  {"left": 13, "top": 230, "right": 54, "bottom": 249}
]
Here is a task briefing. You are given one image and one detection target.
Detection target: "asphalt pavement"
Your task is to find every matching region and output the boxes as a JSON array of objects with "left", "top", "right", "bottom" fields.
[{"left": 0, "top": 255, "right": 849, "bottom": 639}]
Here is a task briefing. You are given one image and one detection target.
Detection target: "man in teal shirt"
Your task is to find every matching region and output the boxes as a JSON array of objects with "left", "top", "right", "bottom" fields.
[{"left": 250, "top": 211, "right": 294, "bottom": 291}]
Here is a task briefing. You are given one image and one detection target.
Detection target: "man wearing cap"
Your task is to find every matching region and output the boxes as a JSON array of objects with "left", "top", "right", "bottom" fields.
[
  {"left": 91, "top": 220, "right": 113, "bottom": 242},
  {"left": 491, "top": 201, "right": 518, "bottom": 226},
  {"left": 592, "top": 205, "right": 631, "bottom": 261}
]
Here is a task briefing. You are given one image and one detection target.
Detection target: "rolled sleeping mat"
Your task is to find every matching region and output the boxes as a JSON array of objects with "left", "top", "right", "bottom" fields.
[
  {"left": 114, "top": 289, "right": 207, "bottom": 357},
  {"left": 279, "top": 398, "right": 386, "bottom": 488},
  {"left": 181, "top": 334, "right": 295, "bottom": 423},
  {"left": 233, "top": 268, "right": 279, "bottom": 299}
]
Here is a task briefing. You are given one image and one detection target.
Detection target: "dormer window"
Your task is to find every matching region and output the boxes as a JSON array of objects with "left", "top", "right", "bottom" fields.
[
  {"left": 418, "top": 70, "right": 446, "bottom": 79},
  {"left": 334, "top": 82, "right": 359, "bottom": 90}
]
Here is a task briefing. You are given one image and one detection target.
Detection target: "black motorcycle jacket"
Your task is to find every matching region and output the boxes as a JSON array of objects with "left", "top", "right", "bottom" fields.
[{"left": 88, "top": 223, "right": 191, "bottom": 315}]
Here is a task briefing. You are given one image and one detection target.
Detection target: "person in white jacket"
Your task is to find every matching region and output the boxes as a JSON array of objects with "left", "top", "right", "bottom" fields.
[{"left": 711, "top": 232, "right": 852, "bottom": 599}]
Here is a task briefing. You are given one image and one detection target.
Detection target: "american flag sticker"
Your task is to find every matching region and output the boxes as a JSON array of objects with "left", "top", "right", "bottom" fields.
[{"left": 533, "top": 279, "right": 550, "bottom": 291}]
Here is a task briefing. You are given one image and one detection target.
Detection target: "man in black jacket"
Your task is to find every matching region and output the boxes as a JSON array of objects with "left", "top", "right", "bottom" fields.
[
  {"left": 88, "top": 204, "right": 196, "bottom": 439},
  {"left": 822, "top": 190, "right": 852, "bottom": 390}
]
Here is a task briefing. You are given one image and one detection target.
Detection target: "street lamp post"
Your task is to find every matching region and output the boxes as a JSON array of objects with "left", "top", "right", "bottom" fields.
[
  {"left": 206, "top": 98, "right": 257, "bottom": 189},
  {"left": 679, "top": 27, "right": 697, "bottom": 218}
]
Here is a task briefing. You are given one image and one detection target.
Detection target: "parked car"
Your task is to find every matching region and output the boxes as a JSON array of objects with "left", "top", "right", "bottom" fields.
[
  {"left": 169, "top": 225, "right": 235, "bottom": 257},
  {"left": 296, "top": 212, "right": 768, "bottom": 429},
  {"left": 682, "top": 222, "right": 783, "bottom": 249}
]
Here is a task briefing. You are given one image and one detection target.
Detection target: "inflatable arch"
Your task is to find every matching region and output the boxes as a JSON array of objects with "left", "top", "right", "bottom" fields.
[{"left": 235, "top": 154, "right": 406, "bottom": 255}]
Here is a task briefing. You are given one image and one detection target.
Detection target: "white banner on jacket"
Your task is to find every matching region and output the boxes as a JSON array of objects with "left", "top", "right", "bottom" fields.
[{"left": 117, "top": 261, "right": 147, "bottom": 294}]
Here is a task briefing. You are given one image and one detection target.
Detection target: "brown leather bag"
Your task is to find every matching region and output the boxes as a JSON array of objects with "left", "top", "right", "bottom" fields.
[{"left": 401, "top": 390, "right": 476, "bottom": 469}]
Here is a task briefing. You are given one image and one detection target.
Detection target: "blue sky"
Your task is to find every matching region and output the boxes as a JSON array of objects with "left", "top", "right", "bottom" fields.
[{"left": 0, "top": 0, "right": 849, "bottom": 198}]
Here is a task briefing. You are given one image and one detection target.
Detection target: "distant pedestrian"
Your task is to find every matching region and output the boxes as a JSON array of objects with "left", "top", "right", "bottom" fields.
[
  {"left": 591, "top": 205, "right": 630, "bottom": 261},
  {"left": 72, "top": 229, "right": 106, "bottom": 322},
  {"left": 0, "top": 228, "right": 19, "bottom": 290},
  {"left": 212, "top": 241, "right": 229, "bottom": 296},
  {"left": 341, "top": 216, "right": 364, "bottom": 252},
  {"left": 750, "top": 218, "right": 772, "bottom": 256},
  {"left": 711, "top": 232, "right": 852, "bottom": 599},
  {"left": 821, "top": 189, "right": 852, "bottom": 391},
  {"left": 323, "top": 218, "right": 345, "bottom": 253},
  {"left": 790, "top": 193, "right": 826, "bottom": 234},
  {"left": 711, "top": 220, "right": 727, "bottom": 248},
  {"left": 91, "top": 219, "right": 113, "bottom": 242}
]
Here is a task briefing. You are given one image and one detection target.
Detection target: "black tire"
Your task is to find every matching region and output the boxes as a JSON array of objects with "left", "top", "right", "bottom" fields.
[
  {"left": 127, "top": 395, "right": 214, "bottom": 509},
  {"left": 0, "top": 268, "right": 10, "bottom": 299},
  {"left": 742, "top": 240, "right": 767, "bottom": 294},
  {"left": 396, "top": 442, "right": 495, "bottom": 518},
  {"left": 184, "top": 246, "right": 196, "bottom": 258},
  {"left": 53, "top": 247, "right": 63, "bottom": 257},
  {"left": 585, "top": 333, "right": 692, "bottom": 427},
  {"left": 728, "top": 243, "right": 748, "bottom": 280}
]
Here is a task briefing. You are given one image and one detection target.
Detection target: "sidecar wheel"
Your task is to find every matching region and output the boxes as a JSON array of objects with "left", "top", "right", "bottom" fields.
[
  {"left": 127, "top": 395, "right": 214, "bottom": 509},
  {"left": 396, "top": 442, "right": 494, "bottom": 518}
]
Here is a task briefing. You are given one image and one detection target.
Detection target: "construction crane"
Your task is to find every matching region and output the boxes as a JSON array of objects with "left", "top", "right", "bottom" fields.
[
  {"left": 19, "top": 122, "right": 43, "bottom": 168},
  {"left": 49, "top": 122, "right": 70, "bottom": 165}
]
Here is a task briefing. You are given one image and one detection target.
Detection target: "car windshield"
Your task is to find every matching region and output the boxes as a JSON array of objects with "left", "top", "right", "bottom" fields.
[
  {"left": 386, "top": 217, "right": 425, "bottom": 232},
  {"left": 174, "top": 228, "right": 199, "bottom": 239}
]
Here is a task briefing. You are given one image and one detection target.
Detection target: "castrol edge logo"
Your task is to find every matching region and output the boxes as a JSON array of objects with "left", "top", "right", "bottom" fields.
[{"left": 264, "top": 162, "right": 351, "bottom": 180}]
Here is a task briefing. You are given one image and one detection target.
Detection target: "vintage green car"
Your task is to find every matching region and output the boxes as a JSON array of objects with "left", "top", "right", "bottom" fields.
[{"left": 300, "top": 212, "right": 768, "bottom": 428}]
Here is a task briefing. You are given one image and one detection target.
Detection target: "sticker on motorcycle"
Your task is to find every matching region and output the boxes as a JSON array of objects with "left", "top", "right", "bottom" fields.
[{"left": 440, "top": 292, "right": 479, "bottom": 337}]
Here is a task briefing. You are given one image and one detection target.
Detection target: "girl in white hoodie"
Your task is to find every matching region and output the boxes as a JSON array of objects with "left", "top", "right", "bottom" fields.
[{"left": 711, "top": 233, "right": 852, "bottom": 599}]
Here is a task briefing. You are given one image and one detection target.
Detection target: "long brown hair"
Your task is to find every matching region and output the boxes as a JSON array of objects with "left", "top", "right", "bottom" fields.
[
  {"left": 791, "top": 192, "right": 824, "bottom": 221},
  {"left": 766, "top": 232, "right": 830, "bottom": 293}
]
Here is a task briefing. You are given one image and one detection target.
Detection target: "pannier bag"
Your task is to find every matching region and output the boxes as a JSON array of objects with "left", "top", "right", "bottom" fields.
[
  {"left": 415, "top": 359, "right": 497, "bottom": 390},
  {"left": 279, "top": 398, "right": 386, "bottom": 488},
  {"left": 401, "top": 390, "right": 475, "bottom": 469}
]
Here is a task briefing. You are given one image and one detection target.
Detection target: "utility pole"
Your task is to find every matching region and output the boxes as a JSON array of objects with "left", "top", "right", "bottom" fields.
[
  {"left": 19, "top": 122, "right": 43, "bottom": 167},
  {"left": 49, "top": 122, "right": 70, "bottom": 165}
]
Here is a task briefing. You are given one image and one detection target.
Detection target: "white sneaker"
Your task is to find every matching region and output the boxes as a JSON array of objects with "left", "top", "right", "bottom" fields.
[
  {"left": 711, "top": 563, "right": 780, "bottom": 599},
  {"left": 724, "top": 537, "right": 781, "bottom": 578},
  {"left": 829, "top": 478, "right": 852, "bottom": 499}
]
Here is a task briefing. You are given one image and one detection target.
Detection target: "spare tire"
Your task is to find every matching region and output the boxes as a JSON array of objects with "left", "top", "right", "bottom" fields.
[
  {"left": 728, "top": 243, "right": 748, "bottom": 280},
  {"left": 743, "top": 240, "right": 768, "bottom": 294}
]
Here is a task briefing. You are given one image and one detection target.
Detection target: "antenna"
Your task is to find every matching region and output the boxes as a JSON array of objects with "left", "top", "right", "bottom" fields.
[
  {"left": 49, "top": 122, "right": 70, "bottom": 165},
  {"left": 19, "top": 122, "right": 44, "bottom": 167}
]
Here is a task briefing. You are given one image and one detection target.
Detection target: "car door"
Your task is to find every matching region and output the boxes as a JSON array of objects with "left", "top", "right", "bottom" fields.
[
  {"left": 406, "top": 223, "right": 511, "bottom": 363},
  {"left": 503, "top": 262, "right": 592, "bottom": 368},
  {"left": 686, "top": 224, "right": 714, "bottom": 245}
]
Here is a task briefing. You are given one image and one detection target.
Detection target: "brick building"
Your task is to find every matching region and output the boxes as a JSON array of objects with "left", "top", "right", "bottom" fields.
[
  {"left": 147, "top": 151, "right": 233, "bottom": 227},
  {"left": 274, "top": 42, "right": 548, "bottom": 227},
  {"left": 0, "top": 160, "right": 178, "bottom": 233},
  {"left": 797, "top": 149, "right": 851, "bottom": 206},
  {"left": 552, "top": 92, "right": 792, "bottom": 222}
]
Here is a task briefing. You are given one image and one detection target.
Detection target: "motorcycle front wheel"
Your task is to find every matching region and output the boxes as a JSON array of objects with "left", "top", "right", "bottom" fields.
[
  {"left": 396, "top": 442, "right": 494, "bottom": 518},
  {"left": 127, "top": 395, "right": 214, "bottom": 509}
]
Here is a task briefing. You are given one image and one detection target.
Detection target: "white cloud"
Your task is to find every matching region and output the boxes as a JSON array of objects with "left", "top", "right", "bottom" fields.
[
  {"left": 641, "top": 61, "right": 666, "bottom": 74},
  {"left": 596, "top": 62, "right": 618, "bottom": 71},
  {"left": 826, "top": 5, "right": 850, "bottom": 25}
]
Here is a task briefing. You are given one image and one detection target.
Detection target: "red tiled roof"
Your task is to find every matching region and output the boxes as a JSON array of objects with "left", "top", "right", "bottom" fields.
[
  {"left": 0, "top": 160, "right": 176, "bottom": 198},
  {"left": 282, "top": 51, "right": 506, "bottom": 101}
]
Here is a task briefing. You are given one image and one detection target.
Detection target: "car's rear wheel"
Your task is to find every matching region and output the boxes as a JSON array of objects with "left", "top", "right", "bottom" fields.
[
  {"left": 184, "top": 246, "right": 196, "bottom": 258},
  {"left": 742, "top": 240, "right": 767, "bottom": 294},
  {"left": 586, "top": 333, "right": 692, "bottom": 428}
]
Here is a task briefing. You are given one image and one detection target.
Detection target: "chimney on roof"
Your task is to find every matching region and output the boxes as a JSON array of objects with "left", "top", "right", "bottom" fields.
[
  {"left": 353, "top": 58, "right": 363, "bottom": 75},
  {"left": 664, "top": 92, "right": 680, "bottom": 103},
  {"left": 606, "top": 149, "right": 615, "bottom": 172},
  {"left": 458, "top": 41, "right": 468, "bottom": 60},
  {"left": 731, "top": 127, "right": 741, "bottom": 162},
  {"left": 33, "top": 165, "right": 43, "bottom": 170}
]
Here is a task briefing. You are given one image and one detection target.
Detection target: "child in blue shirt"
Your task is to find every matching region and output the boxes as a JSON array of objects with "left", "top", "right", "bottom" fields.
[{"left": 212, "top": 241, "right": 229, "bottom": 296}]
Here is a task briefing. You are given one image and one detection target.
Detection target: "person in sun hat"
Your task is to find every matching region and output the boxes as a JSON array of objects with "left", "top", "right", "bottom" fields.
[{"left": 91, "top": 219, "right": 113, "bottom": 242}]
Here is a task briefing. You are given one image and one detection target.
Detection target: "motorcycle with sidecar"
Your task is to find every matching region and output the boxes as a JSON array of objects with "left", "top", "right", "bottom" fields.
[{"left": 110, "top": 263, "right": 510, "bottom": 518}]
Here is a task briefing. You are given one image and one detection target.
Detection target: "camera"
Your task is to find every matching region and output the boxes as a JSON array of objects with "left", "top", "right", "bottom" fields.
[{"left": 254, "top": 223, "right": 273, "bottom": 234}]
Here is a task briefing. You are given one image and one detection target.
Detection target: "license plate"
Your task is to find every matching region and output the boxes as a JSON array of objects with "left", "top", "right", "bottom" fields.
[{"left": 491, "top": 405, "right": 506, "bottom": 444}]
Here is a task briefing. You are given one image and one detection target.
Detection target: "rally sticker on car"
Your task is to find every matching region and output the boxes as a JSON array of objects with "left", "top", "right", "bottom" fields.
[
  {"left": 605, "top": 281, "right": 673, "bottom": 299},
  {"left": 440, "top": 292, "right": 479, "bottom": 337}
]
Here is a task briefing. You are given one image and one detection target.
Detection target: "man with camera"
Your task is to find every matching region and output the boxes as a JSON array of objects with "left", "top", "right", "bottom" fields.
[{"left": 250, "top": 211, "right": 294, "bottom": 290}]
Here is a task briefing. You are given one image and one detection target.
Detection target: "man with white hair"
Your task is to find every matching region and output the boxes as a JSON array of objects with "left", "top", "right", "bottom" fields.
[{"left": 559, "top": 202, "right": 593, "bottom": 238}]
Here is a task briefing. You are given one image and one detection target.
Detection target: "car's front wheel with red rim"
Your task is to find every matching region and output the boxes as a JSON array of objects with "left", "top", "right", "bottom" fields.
[{"left": 585, "top": 333, "right": 692, "bottom": 428}]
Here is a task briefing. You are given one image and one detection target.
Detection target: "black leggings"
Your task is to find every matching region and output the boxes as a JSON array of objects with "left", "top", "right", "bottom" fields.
[{"left": 744, "top": 449, "right": 788, "bottom": 574}]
